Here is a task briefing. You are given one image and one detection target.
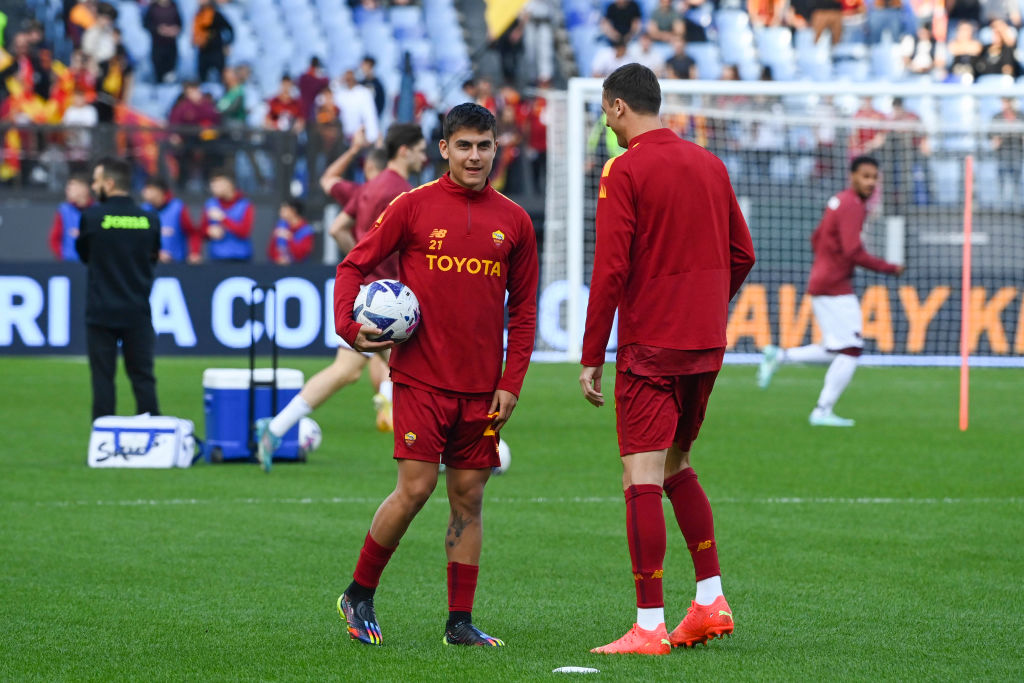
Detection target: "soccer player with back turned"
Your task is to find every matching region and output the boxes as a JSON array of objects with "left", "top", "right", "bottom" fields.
[
  {"left": 76, "top": 157, "right": 162, "bottom": 420},
  {"left": 579, "top": 64, "right": 755, "bottom": 655},
  {"left": 333, "top": 103, "right": 539, "bottom": 647},
  {"left": 757, "top": 156, "right": 904, "bottom": 426}
]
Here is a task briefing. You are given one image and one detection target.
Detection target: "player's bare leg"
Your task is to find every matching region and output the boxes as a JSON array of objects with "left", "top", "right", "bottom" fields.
[
  {"left": 809, "top": 348, "right": 859, "bottom": 427},
  {"left": 369, "top": 352, "right": 394, "bottom": 432},
  {"left": 256, "top": 347, "right": 368, "bottom": 469},
  {"left": 758, "top": 343, "right": 835, "bottom": 388},
  {"left": 593, "top": 450, "right": 671, "bottom": 655},
  {"left": 663, "top": 444, "right": 734, "bottom": 647},
  {"left": 340, "top": 460, "right": 440, "bottom": 646},
  {"left": 441, "top": 466, "right": 503, "bottom": 646}
]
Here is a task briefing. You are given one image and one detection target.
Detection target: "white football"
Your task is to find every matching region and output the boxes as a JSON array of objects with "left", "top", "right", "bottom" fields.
[
  {"left": 353, "top": 279, "right": 421, "bottom": 342},
  {"left": 492, "top": 439, "right": 511, "bottom": 475},
  {"left": 298, "top": 417, "right": 322, "bottom": 454}
]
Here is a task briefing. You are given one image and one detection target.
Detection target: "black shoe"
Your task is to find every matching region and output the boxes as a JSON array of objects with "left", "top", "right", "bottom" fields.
[
  {"left": 443, "top": 620, "right": 505, "bottom": 647},
  {"left": 338, "top": 593, "right": 382, "bottom": 646}
]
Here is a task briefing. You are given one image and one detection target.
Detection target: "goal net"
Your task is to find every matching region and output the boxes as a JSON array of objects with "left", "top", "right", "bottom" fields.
[{"left": 541, "top": 78, "right": 1024, "bottom": 367}]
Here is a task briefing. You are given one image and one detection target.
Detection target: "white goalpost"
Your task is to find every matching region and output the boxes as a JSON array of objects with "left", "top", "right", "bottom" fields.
[{"left": 541, "top": 77, "right": 1024, "bottom": 367}]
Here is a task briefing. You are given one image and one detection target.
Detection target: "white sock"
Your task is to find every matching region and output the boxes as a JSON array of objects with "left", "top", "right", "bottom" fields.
[
  {"left": 815, "top": 354, "right": 858, "bottom": 413},
  {"left": 378, "top": 380, "right": 393, "bottom": 402},
  {"left": 268, "top": 395, "right": 312, "bottom": 437},
  {"left": 637, "top": 607, "right": 665, "bottom": 630},
  {"left": 783, "top": 344, "right": 835, "bottom": 364},
  {"left": 695, "top": 576, "right": 723, "bottom": 605}
]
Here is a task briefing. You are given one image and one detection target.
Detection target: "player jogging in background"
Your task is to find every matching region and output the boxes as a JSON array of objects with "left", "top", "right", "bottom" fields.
[
  {"left": 579, "top": 64, "right": 755, "bottom": 655},
  {"left": 255, "top": 125, "right": 424, "bottom": 471},
  {"left": 333, "top": 103, "right": 538, "bottom": 648},
  {"left": 757, "top": 155, "right": 904, "bottom": 427}
]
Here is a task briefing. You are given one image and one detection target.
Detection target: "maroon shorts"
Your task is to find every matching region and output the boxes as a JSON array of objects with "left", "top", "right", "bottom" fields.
[
  {"left": 614, "top": 369, "right": 719, "bottom": 456},
  {"left": 392, "top": 383, "right": 499, "bottom": 469}
]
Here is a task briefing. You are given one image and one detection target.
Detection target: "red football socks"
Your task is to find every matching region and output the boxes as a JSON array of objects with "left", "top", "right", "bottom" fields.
[
  {"left": 352, "top": 532, "right": 397, "bottom": 589},
  {"left": 663, "top": 467, "right": 721, "bottom": 581},
  {"left": 624, "top": 484, "right": 666, "bottom": 609},
  {"left": 447, "top": 562, "right": 479, "bottom": 613}
]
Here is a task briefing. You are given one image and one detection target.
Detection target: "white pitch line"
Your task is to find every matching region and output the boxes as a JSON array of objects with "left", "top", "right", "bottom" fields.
[{"left": 21, "top": 496, "right": 1024, "bottom": 508}]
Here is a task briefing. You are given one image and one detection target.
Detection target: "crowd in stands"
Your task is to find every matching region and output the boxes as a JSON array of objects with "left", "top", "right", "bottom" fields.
[{"left": 584, "top": 0, "right": 1024, "bottom": 82}]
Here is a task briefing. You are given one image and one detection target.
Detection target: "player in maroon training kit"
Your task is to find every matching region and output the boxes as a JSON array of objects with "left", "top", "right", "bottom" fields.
[
  {"left": 333, "top": 103, "right": 539, "bottom": 647},
  {"left": 757, "top": 156, "right": 904, "bottom": 426},
  {"left": 579, "top": 64, "right": 756, "bottom": 655}
]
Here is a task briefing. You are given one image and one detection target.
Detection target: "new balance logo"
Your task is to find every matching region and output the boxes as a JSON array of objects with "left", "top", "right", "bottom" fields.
[{"left": 428, "top": 228, "right": 447, "bottom": 239}]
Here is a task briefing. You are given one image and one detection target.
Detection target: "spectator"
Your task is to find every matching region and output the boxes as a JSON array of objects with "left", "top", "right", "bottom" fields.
[
  {"left": 811, "top": 0, "right": 844, "bottom": 42},
  {"left": 866, "top": 0, "right": 903, "bottom": 44},
  {"left": 682, "top": 0, "right": 711, "bottom": 42},
  {"left": 523, "top": 80, "right": 549, "bottom": 193},
  {"left": 93, "top": 38, "right": 132, "bottom": 123},
  {"left": 841, "top": 0, "right": 868, "bottom": 43},
  {"left": 494, "top": 14, "right": 525, "bottom": 84},
  {"left": 216, "top": 66, "right": 247, "bottom": 125},
  {"left": 901, "top": 24, "right": 936, "bottom": 75},
  {"left": 359, "top": 56, "right": 386, "bottom": 117},
  {"left": 49, "top": 173, "right": 93, "bottom": 261},
  {"left": 947, "top": 21, "right": 982, "bottom": 80},
  {"left": 192, "top": 0, "right": 233, "bottom": 83},
  {"left": 880, "top": 96, "right": 928, "bottom": 212},
  {"left": 298, "top": 56, "right": 330, "bottom": 122},
  {"left": 666, "top": 35, "right": 697, "bottom": 79},
  {"left": 268, "top": 199, "right": 314, "bottom": 264},
  {"left": 630, "top": 32, "right": 667, "bottom": 76},
  {"left": 475, "top": 76, "right": 498, "bottom": 113},
  {"left": 974, "top": 19, "right": 1019, "bottom": 78},
  {"left": 332, "top": 69, "right": 380, "bottom": 144},
  {"left": 81, "top": 3, "right": 117, "bottom": 64},
  {"left": 750, "top": 0, "right": 787, "bottom": 28},
  {"left": 314, "top": 88, "right": 344, "bottom": 154},
  {"left": 989, "top": 97, "right": 1024, "bottom": 206},
  {"left": 786, "top": 0, "right": 814, "bottom": 29},
  {"left": 522, "top": 0, "right": 555, "bottom": 83},
  {"left": 601, "top": 0, "right": 643, "bottom": 44},
  {"left": 143, "top": 0, "right": 182, "bottom": 83},
  {"left": 265, "top": 75, "right": 304, "bottom": 132},
  {"left": 847, "top": 97, "right": 887, "bottom": 158},
  {"left": 648, "top": 0, "right": 684, "bottom": 43},
  {"left": 141, "top": 177, "right": 200, "bottom": 263},
  {"left": 67, "top": 49, "right": 97, "bottom": 99},
  {"left": 202, "top": 171, "right": 253, "bottom": 262},
  {"left": 62, "top": 88, "right": 98, "bottom": 168},
  {"left": 1, "top": 32, "right": 49, "bottom": 100},
  {"left": 592, "top": 38, "right": 632, "bottom": 77},
  {"left": 168, "top": 81, "right": 220, "bottom": 187},
  {"left": 68, "top": 0, "right": 98, "bottom": 46},
  {"left": 947, "top": 0, "right": 983, "bottom": 30}
]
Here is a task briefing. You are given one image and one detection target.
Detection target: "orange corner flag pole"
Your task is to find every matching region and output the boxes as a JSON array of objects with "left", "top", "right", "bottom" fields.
[{"left": 959, "top": 155, "right": 973, "bottom": 432}]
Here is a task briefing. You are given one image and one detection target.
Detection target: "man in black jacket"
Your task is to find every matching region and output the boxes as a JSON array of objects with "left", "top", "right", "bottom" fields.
[{"left": 76, "top": 158, "right": 162, "bottom": 420}]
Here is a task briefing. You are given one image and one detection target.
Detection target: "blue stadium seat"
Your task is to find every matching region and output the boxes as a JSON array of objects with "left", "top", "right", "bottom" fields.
[{"left": 687, "top": 42, "right": 722, "bottom": 80}]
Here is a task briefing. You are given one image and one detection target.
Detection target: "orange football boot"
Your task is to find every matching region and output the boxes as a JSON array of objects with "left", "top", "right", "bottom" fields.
[
  {"left": 590, "top": 623, "right": 671, "bottom": 655},
  {"left": 670, "top": 595, "right": 734, "bottom": 647}
]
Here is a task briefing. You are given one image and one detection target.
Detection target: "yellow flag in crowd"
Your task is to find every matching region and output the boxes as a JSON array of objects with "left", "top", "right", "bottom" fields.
[{"left": 484, "top": 0, "right": 529, "bottom": 40}]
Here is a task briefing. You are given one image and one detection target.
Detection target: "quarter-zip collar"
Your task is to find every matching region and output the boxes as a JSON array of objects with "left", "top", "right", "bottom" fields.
[{"left": 439, "top": 172, "right": 493, "bottom": 201}]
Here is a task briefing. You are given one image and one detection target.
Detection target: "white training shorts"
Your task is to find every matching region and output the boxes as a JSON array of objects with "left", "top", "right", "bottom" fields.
[
  {"left": 812, "top": 294, "right": 863, "bottom": 351},
  {"left": 338, "top": 284, "right": 373, "bottom": 359}
]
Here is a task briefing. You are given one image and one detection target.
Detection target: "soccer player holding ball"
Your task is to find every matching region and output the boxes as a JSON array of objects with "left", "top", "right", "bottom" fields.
[
  {"left": 333, "top": 103, "right": 539, "bottom": 647},
  {"left": 757, "top": 156, "right": 904, "bottom": 426},
  {"left": 579, "top": 64, "right": 755, "bottom": 655}
]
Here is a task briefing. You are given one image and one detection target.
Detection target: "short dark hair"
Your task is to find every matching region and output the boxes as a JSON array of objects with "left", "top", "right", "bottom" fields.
[
  {"left": 602, "top": 63, "right": 661, "bottom": 116},
  {"left": 385, "top": 123, "right": 425, "bottom": 160},
  {"left": 283, "top": 198, "right": 304, "bottom": 216},
  {"left": 366, "top": 147, "right": 388, "bottom": 171},
  {"left": 362, "top": 55, "right": 375, "bottom": 67},
  {"left": 443, "top": 103, "right": 496, "bottom": 140},
  {"left": 143, "top": 177, "right": 169, "bottom": 193},
  {"left": 210, "top": 169, "right": 236, "bottom": 184},
  {"left": 67, "top": 172, "right": 90, "bottom": 186},
  {"left": 850, "top": 155, "right": 878, "bottom": 173},
  {"left": 95, "top": 157, "right": 131, "bottom": 191},
  {"left": 310, "top": 56, "right": 321, "bottom": 68}
]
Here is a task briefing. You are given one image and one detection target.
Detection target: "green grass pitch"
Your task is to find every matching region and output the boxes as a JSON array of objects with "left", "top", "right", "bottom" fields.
[{"left": 1, "top": 357, "right": 1022, "bottom": 680}]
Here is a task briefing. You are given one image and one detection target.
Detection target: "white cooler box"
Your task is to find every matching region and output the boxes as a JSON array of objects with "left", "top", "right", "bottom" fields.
[{"left": 202, "top": 368, "right": 304, "bottom": 462}]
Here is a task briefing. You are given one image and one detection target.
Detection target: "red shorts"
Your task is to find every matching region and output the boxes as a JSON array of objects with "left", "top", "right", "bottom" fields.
[
  {"left": 614, "top": 369, "right": 719, "bottom": 456},
  {"left": 392, "top": 383, "right": 499, "bottom": 469}
]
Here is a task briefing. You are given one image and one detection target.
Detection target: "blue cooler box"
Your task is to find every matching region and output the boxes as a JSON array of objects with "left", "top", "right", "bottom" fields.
[{"left": 202, "top": 368, "right": 304, "bottom": 462}]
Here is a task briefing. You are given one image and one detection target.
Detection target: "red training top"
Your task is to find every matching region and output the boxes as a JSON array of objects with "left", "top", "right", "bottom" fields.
[
  {"left": 807, "top": 188, "right": 900, "bottom": 296},
  {"left": 329, "top": 178, "right": 360, "bottom": 206},
  {"left": 343, "top": 168, "right": 410, "bottom": 282},
  {"left": 334, "top": 173, "right": 539, "bottom": 398},
  {"left": 582, "top": 128, "right": 755, "bottom": 370}
]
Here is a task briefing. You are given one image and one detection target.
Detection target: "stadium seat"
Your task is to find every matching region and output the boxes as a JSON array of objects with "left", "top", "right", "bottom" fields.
[
  {"left": 869, "top": 42, "right": 906, "bottom": 81},
  {"left": 687, "top": 42, "right": 722, "bottom": 80},
  {"left": 390, "top": 5, "right": 426, "bottom": 40}
]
